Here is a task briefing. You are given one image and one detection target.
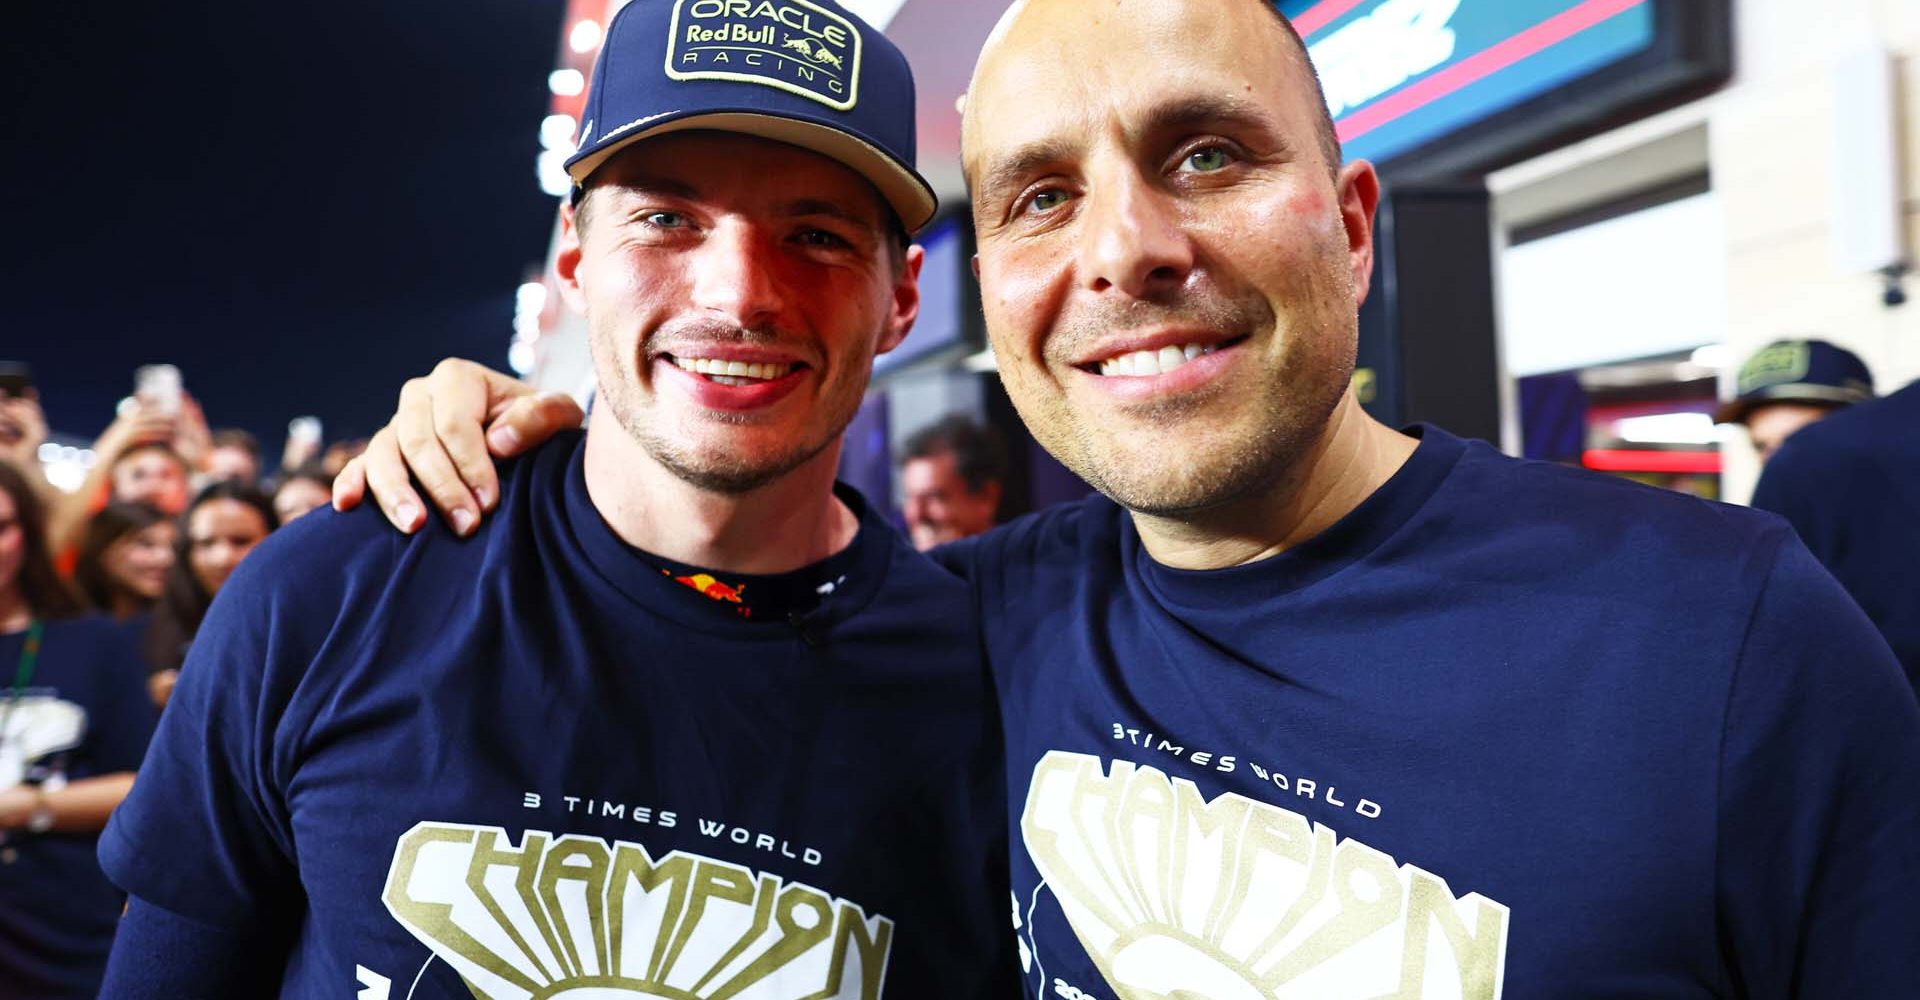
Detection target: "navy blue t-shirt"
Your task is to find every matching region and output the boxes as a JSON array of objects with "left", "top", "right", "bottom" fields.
[
  {"left": 100, "top": 432, "right": 1015, "bottom": 999},
  {"left": 1751, "top": 380, "right": 1920, "bottom": 689},
  {"left": 0, "top": 615, "right": 156, "bottom": 999},
  {"left": 940, "top": 426, "right": 1920, "bottom": 999}
]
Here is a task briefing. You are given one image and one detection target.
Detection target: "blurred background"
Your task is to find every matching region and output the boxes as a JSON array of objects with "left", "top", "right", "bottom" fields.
[{"left": 3, "top": 0, "right": 1915, "bottom": 519}]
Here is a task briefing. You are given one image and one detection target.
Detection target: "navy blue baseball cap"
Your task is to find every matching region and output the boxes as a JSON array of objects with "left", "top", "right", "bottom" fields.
[
  {"left": 1715, "top": 339, "right": 1876, "bottom": 424},
  {"left": 564, "top": 0, "right": 936, "bottom": 231}
]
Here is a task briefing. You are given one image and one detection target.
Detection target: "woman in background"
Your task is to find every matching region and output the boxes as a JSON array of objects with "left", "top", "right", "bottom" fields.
[
  {"left": 72, "top": 503, "right": 174, "bottom": 624},
  {"left": 144, "top": 482, "right": 276, "bottom": 707},
  {"left": 0, "top": 462, "right": 155, "bottom": 1000},
  {"left": 270, "top": 463, "right": 333, "bottom": 525}
]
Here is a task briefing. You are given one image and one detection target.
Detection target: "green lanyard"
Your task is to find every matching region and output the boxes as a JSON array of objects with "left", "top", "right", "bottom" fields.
[{"left": 0, "top": 620, "right": 45, "bottom": 758}]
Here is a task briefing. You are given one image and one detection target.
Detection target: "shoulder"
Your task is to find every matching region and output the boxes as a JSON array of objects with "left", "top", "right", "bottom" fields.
[
  {"left": 235, "top": 434, "right": 579, "bottom": 606},
  {"left": 42, "top": 611, "right": 132, "bottom": 644},
  {"left": 207, "top": 435, "right": 581, "bottom": 657},
  {"left": 931, "top": 492, "right": 1125, "bottom": 582},
  {"left": 1433, "top": 438, "right": 1793, "bottom": 578},
  {"left": 1761, "top": 382, "right": 1919, "bottom": 484}
]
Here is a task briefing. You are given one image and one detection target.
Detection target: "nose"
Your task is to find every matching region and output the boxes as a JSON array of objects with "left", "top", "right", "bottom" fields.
[
  {"left": 689, "top": 221, "right": 787, "bottom": 329},
  {"left": 1078, "top": 168, "right": 1193, "bottom": 299}
]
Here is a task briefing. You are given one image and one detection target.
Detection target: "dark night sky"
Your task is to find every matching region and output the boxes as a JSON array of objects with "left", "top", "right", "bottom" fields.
[{"left": 3, "top": 0, "right": 568, "bottom": 452}]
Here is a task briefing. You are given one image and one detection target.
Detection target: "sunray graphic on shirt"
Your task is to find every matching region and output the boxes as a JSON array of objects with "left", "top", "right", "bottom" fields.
[
  {"left": 1021, "top": 751, "right": 1509, "bottom": 1000},
  {"left": 382, "top": 822, "right": 892, "bottom": 999}
]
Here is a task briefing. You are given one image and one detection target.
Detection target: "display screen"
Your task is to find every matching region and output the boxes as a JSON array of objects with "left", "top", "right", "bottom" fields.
[
  {"left": 873, "top": 215, "right": 973, "bottom": 378},
  {"left": 1278, "top": 0, "right": 1659, "bottom": 166}
]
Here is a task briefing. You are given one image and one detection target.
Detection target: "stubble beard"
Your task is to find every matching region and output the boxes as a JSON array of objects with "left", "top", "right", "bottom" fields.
[
  {"left": 590, "top": 323, "right": 866, "bottom": 497},
  {"left": 1014, "top": 264, "right": 1357, "bottom": 518}
]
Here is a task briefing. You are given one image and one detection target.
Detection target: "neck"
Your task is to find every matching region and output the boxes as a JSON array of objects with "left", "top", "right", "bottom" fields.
[
  {"left": 1130, "top": 391, "right": 1417, "bottom": 570},
  {"left": 581, "top": 407, "right": 858, "bottom": 575},
  {"left": 110, "top": 593, "right": 145, "bottom": 621},
  {"left": 0, "top": 583, "right": 29, "bottom": 634}
]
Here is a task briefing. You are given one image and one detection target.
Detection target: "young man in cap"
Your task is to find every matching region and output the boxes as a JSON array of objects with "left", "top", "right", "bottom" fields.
[
  {"left": 351, "top": 0, "right": 1920, "bottom": 995},
  {"left": 96, "top": 2, "right": 1016, "bottom": 996},
  {"left": 1714, "top": 338, "right": 1876, "bottom": 462}
]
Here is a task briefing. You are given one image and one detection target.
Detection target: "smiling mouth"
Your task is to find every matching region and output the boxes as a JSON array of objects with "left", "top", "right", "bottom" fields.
[
  {"left": 664, "top": 354, "right": 805, "bottom": 387},
  {"left": 1079, "top": 336, "right": 1248, "bottom": 377}
]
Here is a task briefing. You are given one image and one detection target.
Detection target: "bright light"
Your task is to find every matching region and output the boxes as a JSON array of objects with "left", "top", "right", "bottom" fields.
[
  {"left": 540, "top": 113, "right": 578, "bottom": 151},
  {"left": 837, "top": 0, "right": 908, "bottom": 30},
  {"left": 536, "top": 149, "right": 572, "bottom": 197},
  {"left": 548, "top": 68, "right": 585, "bottom": 97},
  {"left": 1615, "top": 412, "right": 1720, "bottom": 445},
  {"left": 37, "top": 445, "right": 94, "bottom": 493},
  {"left": 508, "top": 340, "right": 538, "bottom": 376},
  {"left": 960, "top": 347, "right": 998, "bottom": 372},
  {"left": 568, "top": 19, "right": 603, "bottom": 54},
  {"left": 516, "top": 281, "right": 547, "bottom": 311},
  {"left": 1689, "top": 344, "right": 1733, "bottom": 368}
]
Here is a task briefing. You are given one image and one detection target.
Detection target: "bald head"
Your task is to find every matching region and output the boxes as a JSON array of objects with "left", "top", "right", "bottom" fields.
[{"left": 962, "top": 0, "right": 1341, "bottom": 186}]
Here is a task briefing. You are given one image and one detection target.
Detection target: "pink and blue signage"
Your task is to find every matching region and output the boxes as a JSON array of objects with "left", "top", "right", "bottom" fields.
[{"left": 1278, "top": 0, "right": 1724, "bottom": 171}]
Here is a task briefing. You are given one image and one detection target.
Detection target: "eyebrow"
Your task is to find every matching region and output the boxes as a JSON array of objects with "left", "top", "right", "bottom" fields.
[
  {"left": 606, "top": 175, "right": 703, "bottom": 202},
  {"left": 1141, "top": 94, "right": 1289, "bottom": 148},
  {"left": 778, "top": 197, "right": 881, "bottom": 231},
  {"left": 973, "top": 136, "right": 1080, "bottom": 210}
]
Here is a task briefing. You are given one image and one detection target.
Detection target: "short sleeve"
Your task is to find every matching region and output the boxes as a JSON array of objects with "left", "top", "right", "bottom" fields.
[
  {"left": 96, "top": 563, "right": 303, "bottom": 929},
  {"left": 86, "top": 622, "right": 158, "bottom": 774},
  {"left": 1715, "top": 531, "right": 1920, "bottom": 994}
]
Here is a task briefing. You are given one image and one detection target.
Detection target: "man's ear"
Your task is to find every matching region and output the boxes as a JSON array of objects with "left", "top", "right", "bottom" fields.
[
  {"left": 1337, "top": 160, "right": 1382, "bottom": 308},
  {"left": 876, "top": 243, "right": 925, "bottom": 356},
  {"left": 554, "top": 200, "right": 587, "bottom": 313}
]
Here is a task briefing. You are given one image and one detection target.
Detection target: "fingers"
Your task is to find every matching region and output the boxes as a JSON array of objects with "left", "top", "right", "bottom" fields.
[
  {"left": 487, "top": 391, "right": 585, "bottom": 458},
  {"left": 424, "top": 359, "right": 507, "bottom": 513},
  {"left": 330, "top": 454, "right": 368, "bottom": 512},
  {"left": 358, "top": 425, "right": 427, "bottom": 533},
  {"left": 392, "top": 377, "right": 480, "bottom": 535}
]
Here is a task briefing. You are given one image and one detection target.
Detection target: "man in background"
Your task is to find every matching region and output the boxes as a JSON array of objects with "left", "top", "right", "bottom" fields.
[
  {"left": 1715, "top": 338, "right": 1875, "bottom": 462},
  {"left": 900, "top": 414, "right": 1005, "bottom": 550},
  {"left": 1752, "top": 379, "right": 1920, "bottom": 689}
]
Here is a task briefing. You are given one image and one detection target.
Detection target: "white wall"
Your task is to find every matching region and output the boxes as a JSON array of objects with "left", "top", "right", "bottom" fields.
[{"left": 1493, "top": 0, "right": 1920, "bottom": 501}]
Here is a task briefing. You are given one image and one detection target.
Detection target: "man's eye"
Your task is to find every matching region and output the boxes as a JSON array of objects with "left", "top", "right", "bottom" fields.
[
  {"left": 644, "top": 211, "right": 686, "bottom": 228},
  {"left": 1025, "top": 189, "right": 1068, "bottom": 215},
  {"left": 1179, "top": 147, "right": 1232, "bottom": 173},
  {"left": 797, "top": 229, "right": 852, "bottom": 249}
]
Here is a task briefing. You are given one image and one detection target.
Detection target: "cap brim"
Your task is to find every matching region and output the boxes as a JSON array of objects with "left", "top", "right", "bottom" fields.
[
  {"left": 1714, "top": 383, "right": 1872, "bottom": 424},
  {"left": 567, "top": 111, "right": 937, "bottom": 232}
]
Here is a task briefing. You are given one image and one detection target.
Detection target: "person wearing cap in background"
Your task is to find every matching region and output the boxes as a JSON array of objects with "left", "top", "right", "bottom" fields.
[
  {"left": 94, "top": 1, "right": 1016, "bottom": 995},
  {"left": 1751, "top": 376, "right": 1920, "bottom": 691},
  {"left": 1714, "top": 338, "right": 1875, "bottom": 462}
]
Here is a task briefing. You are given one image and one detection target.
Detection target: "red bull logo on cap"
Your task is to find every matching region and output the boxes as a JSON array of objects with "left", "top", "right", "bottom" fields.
[{"left": 666, "top": 0, "right": 862, "bottom": 111}]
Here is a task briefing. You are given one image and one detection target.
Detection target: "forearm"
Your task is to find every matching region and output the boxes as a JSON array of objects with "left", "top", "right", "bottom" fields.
[
  {"left": 47, "top": 460, "right": 114, "bottom": 553},
  {"left": 0, "top": 772, "right": 137, "bottom": 834}
]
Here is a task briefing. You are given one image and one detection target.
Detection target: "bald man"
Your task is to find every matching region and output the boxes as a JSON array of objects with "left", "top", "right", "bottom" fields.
[{"left": 348, "top": 2, "right": 1920, "bottom": 996}]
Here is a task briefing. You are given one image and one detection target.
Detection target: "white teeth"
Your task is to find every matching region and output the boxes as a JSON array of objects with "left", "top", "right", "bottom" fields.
[
  {"left": 670, "top": 356, "right": 794, "bottom": 381},
  {"left": 1096, "top": 342, "right": 1214, "bottom": 377}
]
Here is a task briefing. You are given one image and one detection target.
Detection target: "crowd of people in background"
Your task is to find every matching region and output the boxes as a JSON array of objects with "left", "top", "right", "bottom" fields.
[{"left": 0, "top": 373, "right": 360, "bottom": 997}]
